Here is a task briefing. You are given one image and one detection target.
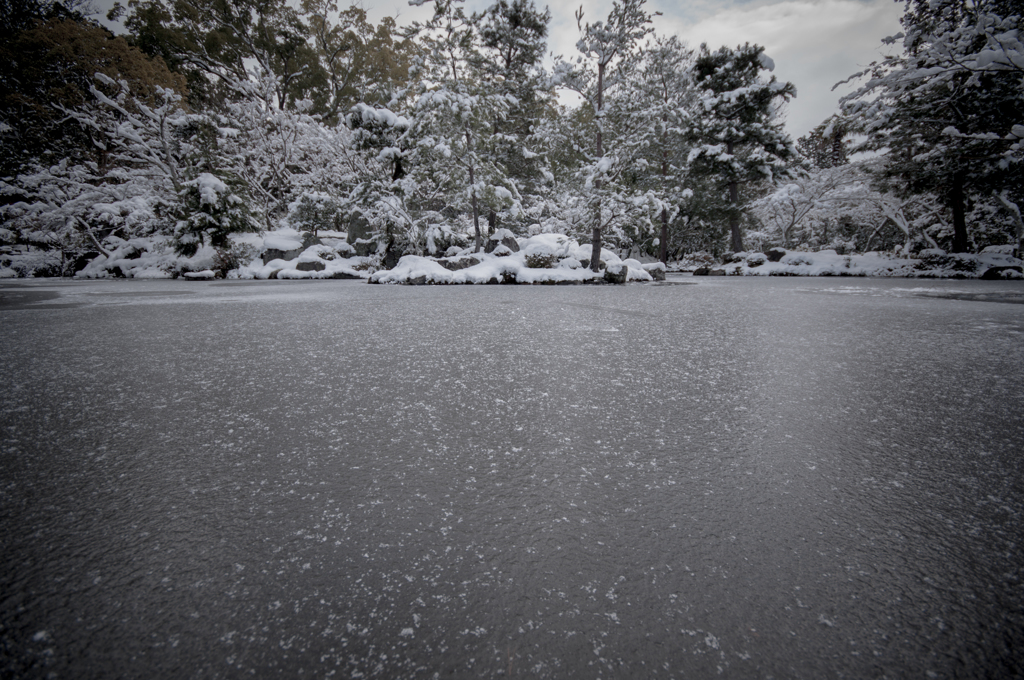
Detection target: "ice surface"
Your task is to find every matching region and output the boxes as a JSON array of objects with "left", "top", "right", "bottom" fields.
[{"left": 1, "top": 277, "right": 1022, "bottom": 678}]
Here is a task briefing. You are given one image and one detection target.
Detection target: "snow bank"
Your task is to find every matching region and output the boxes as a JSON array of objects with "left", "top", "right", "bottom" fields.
[
  {"left": 70, "top": 230, "right": 374, "bottom": 280},
  {"left": 76, "top": 235, "right": 200, "bottom": 279},
  {"left": 263, "top": 231, "right": 303, "bottom": 252},
  {"left": 722, "top": 248, "right": 1023, "bottom": 279},
  {"left": 235, "top": 242, "right": 372, "bottom": 280}
]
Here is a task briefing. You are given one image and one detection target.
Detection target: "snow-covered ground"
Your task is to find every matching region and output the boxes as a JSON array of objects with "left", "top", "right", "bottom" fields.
[
  {"left": 706, "top": 247, "right": 1023, "bottom": 279},
  {"left": 370, "top": 233, "right": 660, "bottom": 284},
  {"left": 24, "top": 229, "right": 378, "bottom": 281},
  {"left": 1, "top": 227, "right": 1020, "bottom": 281}
]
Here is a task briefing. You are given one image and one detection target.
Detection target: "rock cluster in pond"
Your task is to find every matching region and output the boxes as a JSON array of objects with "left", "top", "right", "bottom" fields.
[
  {"left": 31, "top": 223, "right": 1020, "bottom": 282},
  {"left": 370, "top": 234, "right": 659, "bottom": 285}
]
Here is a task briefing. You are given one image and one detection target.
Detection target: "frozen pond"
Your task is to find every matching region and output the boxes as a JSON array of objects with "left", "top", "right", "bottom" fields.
[{"left": 2, "top": 276, "right": 1022, "bottom": 678}]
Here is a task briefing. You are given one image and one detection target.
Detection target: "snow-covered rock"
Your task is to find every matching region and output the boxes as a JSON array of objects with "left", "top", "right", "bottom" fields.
[
  {"left": 369, "top": 237, "right": 653, "bottom": 285},
  {"left": 722, "top": 248, "right": 1024, "bottom": 278},
  {"left": 485, "top": 228, "right": 520, "bottom": 254},
  {"left": 642, "top": 262, "right": 667, "bottom": 281}
]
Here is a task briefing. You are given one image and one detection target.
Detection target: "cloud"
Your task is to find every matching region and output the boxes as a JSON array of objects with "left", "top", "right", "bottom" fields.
[
  {"left": 98, "top": 0, "right": 901, "bottom": 138},
  {"left": 547, "top": 0, "right": 903, "bottom": 137},
  {"left": 666, "top": 0, "right": 902, "bottom": 136}
]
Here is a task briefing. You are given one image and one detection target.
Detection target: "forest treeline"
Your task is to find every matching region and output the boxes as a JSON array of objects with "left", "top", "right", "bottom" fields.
[{"left": 0, "top": 0, "right": 1021, "bottom": 276}]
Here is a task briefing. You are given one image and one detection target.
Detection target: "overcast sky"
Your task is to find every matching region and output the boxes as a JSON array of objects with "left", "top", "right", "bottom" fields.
[
  {"left": 367, "top": 0, "right": 904, "bottom": 138},
  {"left": 101, "top": 0, "right": 904, "bottom": 139}
]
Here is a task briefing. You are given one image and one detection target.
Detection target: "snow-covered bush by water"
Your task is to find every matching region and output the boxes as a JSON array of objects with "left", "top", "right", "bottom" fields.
[
  {"left": 369, "top": 234, "right": 653, "bottom": 284},
  {"left": 722, "top": 248, "right": 1023, "bottom": 279}
]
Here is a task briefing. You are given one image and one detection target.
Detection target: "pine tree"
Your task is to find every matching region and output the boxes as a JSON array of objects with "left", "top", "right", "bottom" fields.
[
  {"left": 472, "top": 0, "right": 552, "bottom": 233},
  {"left": 301, "top": 2, "right": 413, "bottom": 124},
  {"left": 123, "top": 0, "right": 318, "bottom": 110},
  {"left": 401, "top": 0, "right": 520, "bottom": 253},
  {"left": 839, "top": 0, "right": 1023, "bottom": 253},
  {"left": 555, "top": 0, "right": 655, "bottom": 271},
  {"left": 617, "top": 34, "right": 696, "bottom": 262},
  {"left": 796, "top": 116, "right": 850, "bottom": 170},
  {"left": 688, "top": 43, "right": 797, "bottom": 253}
]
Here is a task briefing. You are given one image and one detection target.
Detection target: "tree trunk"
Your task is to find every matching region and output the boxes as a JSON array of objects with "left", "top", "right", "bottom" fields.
[
  {"left": 469, "top": 162, "right": 481, "bottom": 252},
  {"left": 660, "top": 143, "right": 669, "bottom": 264},
  {"left": 660, "top": 207, "right": 669, "bottom": 264},
  {"left": 950, "top": 171, "right": 968, "bottom": 253},
  {"left": 488, "top": 210, "right": 497, "bottom": 237},
  {"left": 592, "top": 62, "right": 605, "bottom": 273},
  {"left": 727, "top": 140, "right": 743, "bottom": 253},
  {"left": 994, "top": 192, "right": 1024, "bottom": 259},
  {"left": 728, "top": 180, "right": 743, "bottom": 252}
]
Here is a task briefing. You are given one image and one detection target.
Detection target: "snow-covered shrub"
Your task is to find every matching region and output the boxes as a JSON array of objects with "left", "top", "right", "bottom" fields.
[
  {"left": 424, "top": 223, "right": 470, "bottom": 256},
  {"left": 558, "top": 257, "right": 582, "bottom": 270},
  {"left": 675, "top": 252, "right": 715, "bottom": 270},
  {"left": 0, "top": 244, "right": 65, "bottom": 277},
  {"left": 288, "top": 192, "right": 344, "bottom": 239},
  {"left": 915, "top": 251, "right": 979, "bottom": 274},
  {"left": 782, "top": 253, "right": 813, "bottom": 266},
  {"left": 521, "top": 237, "right": 562, "bottom": 269},
  {"left": 294, "top": 244, "right": 339, "bottom": 266},
  {"left": 174, "top": 173, "right": 258, "bottom": 256},
  {"left": 525, "top": 252, "right": 557, "bottom": 268},
  {"left": 350, "top": 259, "right": 378, "bottom": 272},
  {"left": 212, "top": 241, "right": 261, "bottom": 276},
  {"left": 604, "top": 262, "right": 628, "bottom": 283}
]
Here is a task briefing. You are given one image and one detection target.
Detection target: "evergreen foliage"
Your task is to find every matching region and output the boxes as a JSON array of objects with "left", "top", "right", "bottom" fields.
[
  {"left": 1, "top": 0, "right": 1021, "bottom": 276},
  {"left": 688, "top": 42, "right": 797, "bottom": 253},
  {"left": 839, "top": 0, "right": 1023, "bottom": 253}
]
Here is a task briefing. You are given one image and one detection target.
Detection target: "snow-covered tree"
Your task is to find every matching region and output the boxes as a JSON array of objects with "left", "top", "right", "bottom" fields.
[
  {"left": 553, "top": 0, "right": 656, "bottom": 270},
  {"left": 301, "top": 2, "right": 413, "bottom": 122},
  {"left": 797, "top": 115, "right": 850, "bottom": 170},
  {"left": 174, "top": 171, "right": 257, "bottom": 255},
  {"left": 688, "top": 42, "right": 797, "bottom": 253},
  {"left": 839, "top": 0, "right": 1024, "bottom": 253},
  {"left": 1, "top": 74, "right": 193, "bottom": 261},
  {"left": 345, "top": 102, "right": 421, "bottom": 261},
  {"left": 123, "top": 0, "right": 317, "bottom": 110},
  {"left": 750, "top": 159, "right": 950, "bottom": 253},
  {"left": 472, "top": 0, "right": 552, "bottom": 228},
  {"left": 215, "top": 78, "right": 317, "bottom": 228},
  {"left": 616, "top": 34, "right": 696, "bottom": 261},
  {"left": 0, "top": 10, "right": 187, "bottom": 179},
  {"left": 287, "top": 191, "right": 344, "bottom": 240},
  {"left": 399, "top": 0, "right": 521, "bottom": 252},
  {"left": 751, "top": 165, "right": 856, "bottom": 249}
]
